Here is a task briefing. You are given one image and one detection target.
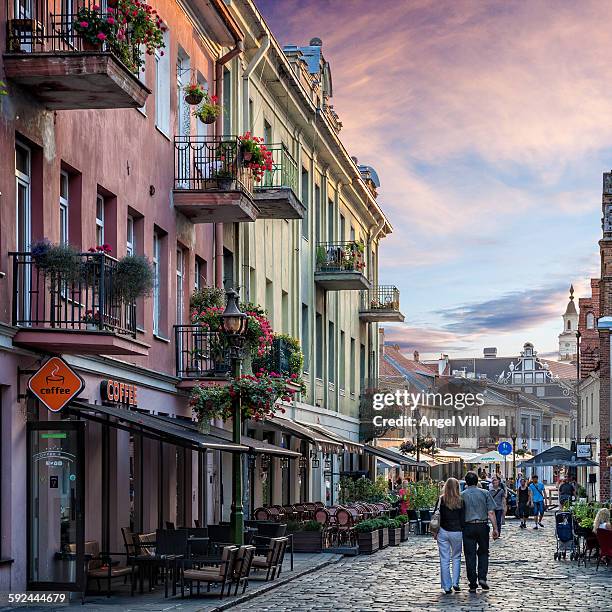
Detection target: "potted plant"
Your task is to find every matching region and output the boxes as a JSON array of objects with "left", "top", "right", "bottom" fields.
[
  {"left": 375, "top": 518, "right": 389, "bottom": 549},
  {"left": 290, "top": 520, "right": 324, "bottom": 553},
  {"left": 184, "top": 82, "right": 206, "bottom": 106},
  {"left": 82, "top": 310, "right": 102, "bottom": 331},
  {"left": 30, "top": 240, "right": 82, "bottom": 286},
  {"left": 74, "top": 5, "right": 116, "bottom": 50},
  {"left": 396, "top": 514, "right": 410, "bottom": 542},
  {"left": 238, "top": 132, "right": 273, "bottom": 182},
  {"left": 355, "top": 520, "right": 379, "bottom": 554},
  {"left": 214, "top": 168, "right": 235, "bottom": 191},
  {"left": 387, "top": 518, "right": 402, "bottom": 546},
  {"left": 190, "top": 286, "right": 225, "bottom": 311},
  {"left": 193, "top": 92, "right": 222, "bottom": 123},
  {"left": 114, "top": 254, "right": 154, "bottom": 303}
]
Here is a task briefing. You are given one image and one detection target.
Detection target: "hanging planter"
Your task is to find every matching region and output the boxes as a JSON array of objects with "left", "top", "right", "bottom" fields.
[
  {"left": 238, "top": 132, "right": 273, "bottom": 181},
  {"left": 184, "top": 83, "right": 206, "bottom": 106},
  {"left": 193, "top": 92, "right": 222, "bottom": 123}
]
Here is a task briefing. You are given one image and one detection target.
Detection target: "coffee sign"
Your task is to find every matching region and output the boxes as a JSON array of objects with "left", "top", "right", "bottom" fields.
[
  {"left": 28, "top": 357, "right": 84, "bottom": 412},
  {"left": 100, "top": 379, "right": 138, "bottom": 407}
]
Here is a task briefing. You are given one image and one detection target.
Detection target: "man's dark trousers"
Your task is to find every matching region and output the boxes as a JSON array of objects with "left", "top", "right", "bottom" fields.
[{"left": 462, "top": 523, "right": 490, "bottom": 587}]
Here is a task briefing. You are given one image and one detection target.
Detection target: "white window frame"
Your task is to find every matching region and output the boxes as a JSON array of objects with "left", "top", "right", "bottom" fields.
[
  {"left": 96, "top": 194, "right": 105, "bottom": 247},
  {"left": 153, "top": 232, "right": 161, "bottom": 335},
  {"left": 15, "top": 141, "right": 32, "bottom": 323},
  {"left": 59, "top": 171, "right": 69, "bottom": 245},
  {"left": 155, "top": 30, "right": 171, "bottom": 136},
  {"left": 176, "top": 247, "right": 184, "bottom": 325},
  {"left": 126, "top": 215, "right": 135, "bottom": 256}
]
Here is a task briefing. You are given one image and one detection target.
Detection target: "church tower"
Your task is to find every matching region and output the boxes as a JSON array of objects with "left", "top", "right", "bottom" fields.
[{"left": 558, "top": 285, "right": 578, "bottom": 361}]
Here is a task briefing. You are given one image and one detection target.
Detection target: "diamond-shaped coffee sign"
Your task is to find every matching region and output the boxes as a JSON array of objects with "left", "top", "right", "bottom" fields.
[{"left": 28, "top": 357, "right": 85, "bottom": 412}]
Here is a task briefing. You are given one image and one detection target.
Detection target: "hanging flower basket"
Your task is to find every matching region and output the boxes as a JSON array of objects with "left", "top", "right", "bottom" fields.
[
  {"left": 186, "top": 92, "right": 204, "bottom": 105},
  {"left": 193, "top": 92, "right": 221, "bottom": 123},
  {"left": 184, "top": 83, "right": 206, "bottom": 105}
]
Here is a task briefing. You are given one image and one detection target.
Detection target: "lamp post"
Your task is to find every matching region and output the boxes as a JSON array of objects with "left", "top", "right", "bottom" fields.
[{"left": 221, "top": 288, "right": 248, "bottom": 545}]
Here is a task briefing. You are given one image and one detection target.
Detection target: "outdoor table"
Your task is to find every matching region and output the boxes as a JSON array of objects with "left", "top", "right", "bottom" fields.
[{"left": 133, "top": 554, "right": 182, "bottom": 597}]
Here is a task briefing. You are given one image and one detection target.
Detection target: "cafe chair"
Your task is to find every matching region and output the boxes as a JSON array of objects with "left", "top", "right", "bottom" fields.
[
  {"left": 596, "top": 528, "right": 612, "bottom": 570},
  {"left": 181, "top": 545, "right": 238, "bottom": 599},
  {"left": 250, "top": 537, "right": 287, "bottom": 581},
  {"left": 232, "top": 545, "right": 256, "bottom": 595}
]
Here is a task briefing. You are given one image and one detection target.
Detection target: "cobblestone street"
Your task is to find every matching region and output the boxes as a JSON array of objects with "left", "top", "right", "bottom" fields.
[{"left": 230, "top": 515, "right": 612, "bottom": 612}]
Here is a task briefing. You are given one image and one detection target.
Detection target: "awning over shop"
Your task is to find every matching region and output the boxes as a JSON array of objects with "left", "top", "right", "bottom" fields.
[
  {"left": 364, "top": 444, "right": 429, "bottom": 470},
  {"left": 263, "top": 416, "right": 344, "bottom": 453},
  {"left": 69, "top": 402, "right": 248, "bottom": 452},
  {"left": 296, "top": 421, "right": 363, "bottom": 454},
  {"left": 475, "top": 450, "right": 506, "bottom": 463},
  {"left": 152, "top": 415, "right": 301, "bottom": 458}
]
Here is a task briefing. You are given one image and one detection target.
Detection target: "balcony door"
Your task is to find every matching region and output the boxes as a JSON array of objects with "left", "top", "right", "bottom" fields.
[
  {"left": 176, "top": 54, "right": 191, "bottom": 187},
  {"left": 28, "top": 420, "right": 85, "bottom": 592}
]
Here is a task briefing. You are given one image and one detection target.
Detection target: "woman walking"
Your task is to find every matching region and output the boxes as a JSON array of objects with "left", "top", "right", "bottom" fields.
[
  {"left": 489, "top": 476, "right": 507, "bottom": 535},
  {"left": 516, "top": 478, "right": 532, "bottom": 529},
  {"left": 434, "top": 477, "right": 465, "bottom": 594}
]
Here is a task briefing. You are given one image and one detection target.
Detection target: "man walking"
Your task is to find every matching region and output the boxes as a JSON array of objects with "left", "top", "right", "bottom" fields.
[
  {"left": 529, "top": 474, "right": 546, "bottom": 528},
  {"left": 558, "top": 476, "right": 575, "bottom": 508},
  {"left": 461, "top": 471, "right": 499, "bottom": 593}
]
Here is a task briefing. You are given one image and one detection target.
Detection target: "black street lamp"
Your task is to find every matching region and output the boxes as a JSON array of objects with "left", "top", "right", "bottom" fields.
[{"left": 221, "top": 288, "right": 248, "bottom": 545}]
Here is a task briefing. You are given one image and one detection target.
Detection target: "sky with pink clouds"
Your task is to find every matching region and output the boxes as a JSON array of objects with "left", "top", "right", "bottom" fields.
[{"left": 257, "top": 0, "right": 606, "bottom": 360}]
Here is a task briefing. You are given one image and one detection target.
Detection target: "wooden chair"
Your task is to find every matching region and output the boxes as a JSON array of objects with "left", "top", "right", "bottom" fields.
[
  {"left": 250, "top": 537, "right": 287, "bottom": 581},
  {"left": 232, "top": 545, "right": 256, "bottom": 595},
  {"left": 71, "top": 541, "right": 135, "bottom": 601},
  {"left": 181, "top": 545, "right": 238, "bottom": 599}
]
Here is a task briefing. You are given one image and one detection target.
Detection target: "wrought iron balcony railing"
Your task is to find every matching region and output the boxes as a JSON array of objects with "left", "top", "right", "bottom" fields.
[
  {"left": 315, "top": 241, "right": 367, "bottom": 275},
  {"left": 360, "top": 286, "right": 400, "bottom": 312},
  {"left": 255, "top": 144, "right": 298, "bottom": 195},
  {"left": 10, "top": 252, "right": 136, "bottom": 336},
  {"left": 174, "top": 325, "right": 231, "bottom": 379},
  {"left": 174, "top": 136, "right": 254, "bottom": 195},
  {"left": 253, "top": 336, "right": 294, "bottom": 376},
  {"left": 5, "top": 0, "right": 139, "bottom": 59}
]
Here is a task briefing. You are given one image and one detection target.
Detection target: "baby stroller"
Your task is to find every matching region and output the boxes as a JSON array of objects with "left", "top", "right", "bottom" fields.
[{"left": 554, "top": 511, "right": 575, "bottom": 560}]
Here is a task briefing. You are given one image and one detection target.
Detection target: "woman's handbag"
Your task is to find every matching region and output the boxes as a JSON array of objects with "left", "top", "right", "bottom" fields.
[{"left": 430, "top": 497, "right": 441, "bottom": 533}]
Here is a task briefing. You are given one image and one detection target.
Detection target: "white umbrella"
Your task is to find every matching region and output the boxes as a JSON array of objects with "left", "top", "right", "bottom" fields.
[{"left": 476, "top": 450, "right": 505, "bottom": 463}]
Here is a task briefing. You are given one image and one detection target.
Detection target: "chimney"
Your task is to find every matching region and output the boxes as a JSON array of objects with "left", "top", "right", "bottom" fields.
[
  {"left": 483, "top": 347, "right": 497, "bottom": 359},
  {"left": 438, "top": 354, "right": 449, "bottom": 375},
  {"left": 413, "top": 350, "right": 420, "bottom": 362}
]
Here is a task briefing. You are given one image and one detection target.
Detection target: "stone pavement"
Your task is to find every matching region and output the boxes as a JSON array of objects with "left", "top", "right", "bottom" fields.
[
  {"left": 228, "top": 514, "right": 612, "bottom": 612},
  {"left": 0, "top": 552, "right": 342, "bottom": 612}
]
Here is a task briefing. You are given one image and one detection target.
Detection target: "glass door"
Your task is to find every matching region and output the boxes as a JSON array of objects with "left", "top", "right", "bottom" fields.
[{"left": 28, "top": 420, "right": 85, "bottom": 592}]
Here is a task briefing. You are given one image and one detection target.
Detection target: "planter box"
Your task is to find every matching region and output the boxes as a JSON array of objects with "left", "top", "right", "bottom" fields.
[
  {"left": 400, "top": 524, "right": 409, "bottom": 542},
  {"left": 291, "top": 530, "right": 323, "bottom": 553},
  {"left": 378, "top": 528, "right": 389, "bottom": 549},
  {"left": 388, "top": 527, "right": 402, "bottom": 546},
  {"left": 357, "top": 531, "right": 379, "bottom": 554}
]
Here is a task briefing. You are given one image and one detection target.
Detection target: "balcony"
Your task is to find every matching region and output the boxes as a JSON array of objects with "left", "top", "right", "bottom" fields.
[
  {"left": 359, "top": 286, "right": 404, "bottom": 322},
  {"left": 174, "top": 324, "right": 231, "bottom": 389},
  {"left": 314, "top": 241, "right": 371, "bottom": 291},
  {"left": 173, "top": 136, "right": 259, "bottom": 223},
  {"left": 3, "top": 0, "right": 150, "bottom": 110},
  {"left": 478, "top": 436, "right": 498, "bottom": 450},
  {"left": 10, "top": 252, "right": 148, "bottom": 355},
  {"left": 253, "top": 144, "right": 305, "bottom": 219}
]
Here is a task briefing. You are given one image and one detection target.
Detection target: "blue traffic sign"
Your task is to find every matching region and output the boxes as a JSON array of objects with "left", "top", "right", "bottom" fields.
[{"left": 498, "top": 441, "right": 512, "bottom": 456}]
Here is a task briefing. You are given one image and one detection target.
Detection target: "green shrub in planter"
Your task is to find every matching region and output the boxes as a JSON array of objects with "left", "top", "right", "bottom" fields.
[
  {"left": 190, "top": 286, "right": 225, "bottom": 311},
  {"left": 388, "top": 519, "right": 402, "bottom": 546},
  {"left": 302, "top": 520, "right": 323, "bottom": 531},
  {"left": 114, "top": 255, "right": 154, "bottom": 302},
  {"left": 286, "top": 520, "right": 303, "bottom": 533},
  {"left": 355, "top": 520, "right": 379, "bottom": 554}
]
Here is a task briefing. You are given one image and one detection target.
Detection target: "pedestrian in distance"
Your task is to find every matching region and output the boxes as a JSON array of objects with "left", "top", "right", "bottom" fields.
[
  {"left": 515, "top": 471, "right": 524, "bottom": 491},
  {"left": 461, "top": 471, "right": 499, "bottom": 593},
  {"left": 516, "top": 478, "right": 532, "bottom": 529},
  {"left": 432, "top": 477, "right": 465, "bottom": 594},
  {"left": 488, "top": 476, "right": 507, "bottom": 536},
  {"left": 558, "top": 476, "right": 575, "bottom": 509},
  {"left": 593, "top": 508, "right": 612, "bottom": 532},
  {"left": 528, "top": 474, "right": 546, "bottom": 529}
]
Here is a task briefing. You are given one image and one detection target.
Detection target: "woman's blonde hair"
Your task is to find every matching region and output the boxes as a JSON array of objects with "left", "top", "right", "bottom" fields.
[
  {"left": 593, "top": 508, "right": 610, "bottom": 533},
  {"left": 442, "top": 477, "right": 462, "bottom": 510}
]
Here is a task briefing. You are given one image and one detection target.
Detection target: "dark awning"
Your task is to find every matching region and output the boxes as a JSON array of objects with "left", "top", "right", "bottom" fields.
[
  {"left": 68, "top": 402, "right": 248, "bottom": 452},
  {"left": 263, "top": 416, "right": 344, "bottom": 453},
  {"left": 364, "top": 444, "right": 430, "bottom": 470},
  {"left": 153, "top": 415, "right": 301, "bottom": 458},
  {"left": 518, "top": 445, "right": 599, "bottom": 468},
  {"left": 297, "top": 421, "right": 363, "bottom": 454}
]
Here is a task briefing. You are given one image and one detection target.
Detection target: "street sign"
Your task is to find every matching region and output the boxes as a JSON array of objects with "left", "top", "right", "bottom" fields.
[
  {"left": 498, "top": 441, "right": 512, "bottom": 456},
  {"left": 28, "top": 357, "right": 84, "bottom": 413}
]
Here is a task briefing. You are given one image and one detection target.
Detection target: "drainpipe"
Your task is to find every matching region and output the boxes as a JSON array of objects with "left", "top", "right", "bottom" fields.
[{"left": 214, "top": 41, "right": 244, "bottom": 289}]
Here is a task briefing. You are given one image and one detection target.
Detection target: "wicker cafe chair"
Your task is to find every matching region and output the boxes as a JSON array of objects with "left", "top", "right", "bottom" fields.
[
  {"left": 71, "top": 541, "right": 135, "bottom": 601},
  {"left": 181, "top": 545, "right": 238, "bottom": 599},
  {"left": 314, "top": 507, "right": 335, "bottom": 548},
  {"left": 303, "top": 503, "right": 317, "bottom": 519},
  {"left": 254, "top": 507, "right": 272, "bottom": 520},
  {"left": 250, "top": 537, "right": 287, "bottom": 581},
  {"left": 268, "top": 505, "right": 286, "bottom": 522},
  {"left": 335, "top": 508, "right": 356, "bottom": 546}
]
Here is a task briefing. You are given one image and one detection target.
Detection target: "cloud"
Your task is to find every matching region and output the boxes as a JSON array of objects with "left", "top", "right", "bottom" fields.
[
  {"left": 437, "top": 285, "right": 569, "bottom": 334},
  {"left": 382, "top": 325, "right": 471, "bottom": 356}
]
